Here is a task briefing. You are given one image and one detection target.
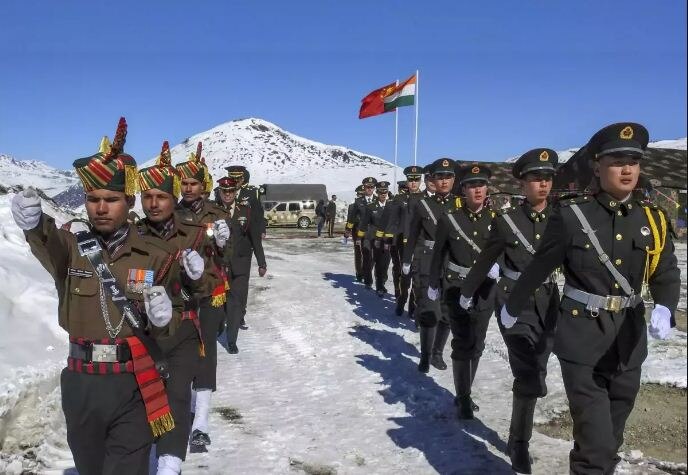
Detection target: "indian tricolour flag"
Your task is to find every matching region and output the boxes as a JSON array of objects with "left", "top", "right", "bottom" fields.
[{"left": 384, "top": 74, "right": 416, "bottom": 110}]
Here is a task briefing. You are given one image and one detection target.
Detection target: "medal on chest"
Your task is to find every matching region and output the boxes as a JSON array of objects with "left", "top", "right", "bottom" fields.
[{"left": 127, "top": 269, "right": 154, "bottom": 294}]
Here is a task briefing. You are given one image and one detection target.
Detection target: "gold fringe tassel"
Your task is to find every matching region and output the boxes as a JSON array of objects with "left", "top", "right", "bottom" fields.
[
  {"left": 199, "top": 341, "right": 206, "bottom": 357},
  {"left": 210, "top": 293, "right": 226, "bottom": 307},
  {"left": 643, "top": 206, "right": 667, "bottom": 278},
  {"left": 150, "top": 413, "right": 175, "bottom": 438}
]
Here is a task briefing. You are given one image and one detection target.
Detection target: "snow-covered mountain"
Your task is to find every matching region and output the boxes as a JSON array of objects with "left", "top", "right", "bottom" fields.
[{"left": 0, "top": 155, "right": 79, "bottom": 197}]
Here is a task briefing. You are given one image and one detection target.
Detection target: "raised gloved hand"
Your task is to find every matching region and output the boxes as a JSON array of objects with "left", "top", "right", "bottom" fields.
[
  {"left": 459, "top": 294, "right": 473, "bottom": 310},
  {"left": 487, "top": 263, "right": 500, "bottom": 280},
  {"left": 427, "top": 286, "right": 439, "bottom": 301},
  {"left": 214, "top": 219, "right": 230, "bottom": 247},
  {"left": 649, "top": 304, "right": 672, "bottom": 340},
  {"left": 402, "top": 263, "right": 411, "bottom": 275},
  {"left": 181, "top": 249, "right": 204, "bottom": 281},
  {"left": 500, "top": 306, "right": 517, "bottom": 329},
  {"left": 143, "top": 286, "right": 173, "bottom": 328},
  {"left": 258, "top": 266, "right": 267, "bottom": 277},
  {"left": 11, "top": 188, "right": 42, "bottom": 230}
]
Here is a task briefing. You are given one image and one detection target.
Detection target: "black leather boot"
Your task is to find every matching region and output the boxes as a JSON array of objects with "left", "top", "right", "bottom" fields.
[
  {"left": 508, "top": 394, "right": 536, "bottom": 474},
  {"left": 452, "top": 360, "right": 473, "bottom": 419},
  {"left": 417, "top": 326, "right": 436, "bottom": 373},
  {"left": 430, "top": 321, "right": 450, "bottom": 370}
]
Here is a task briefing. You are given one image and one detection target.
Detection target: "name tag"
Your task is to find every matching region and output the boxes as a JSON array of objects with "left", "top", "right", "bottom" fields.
[
  {"left": 68, "top": 267, "right": 94, "bottom": 278},
  {"left": 127, "top": 269, "right": 154, "bottom": 294}
]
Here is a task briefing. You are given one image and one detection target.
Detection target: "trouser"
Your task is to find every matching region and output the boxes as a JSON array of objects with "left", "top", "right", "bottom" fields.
[
  {"left": 352, "top": 225, "right": 363, "bottom": 280},
  {"left": 373, "top": 242, "right": 391, "bottom": 291},
  {"left": 446, "top": 280, "right": 494, "bottom": 362},
  {"left": 412, "top": 248, "right": 440, "bottom": 327},
  {"left": 226, "top": 270, "right": 249, "bottom": 346},
  {"left": 327, "top": 217, "right": 335, "bottom": 237},
  {"left": 560, "top": 361, "right": 641, "bottom": 475},
  {"left": 317, "top": 217, "right": 325, "bottom": 236},
  {"left": 390, "top": 238, "right": 403, "bottom": 299},
  {"left": 194, "top": 301, "right": 226, "bottom": 391},
  {"left": 361, "top": 239, "right": 374, "bottom": 287},
  {"left": 157, "top": 320, "right": 201, "bottom": 460},
  {"left": 61, "top": 369, "right": 152, "bottom": 475}
]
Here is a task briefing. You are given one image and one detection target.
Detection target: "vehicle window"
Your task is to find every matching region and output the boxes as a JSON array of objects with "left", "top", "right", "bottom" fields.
[
  {"left": 275, "top": 203, "right": 287, "bottom": 211},
  {"left": 288, "top": 203, "right": 300, "bottom": 212},
  {"left": 302, "top": 201, "right": 315, "bottom": 210},
  {"left": 263, "top": 201, "right": 277, "bottom": 211}
]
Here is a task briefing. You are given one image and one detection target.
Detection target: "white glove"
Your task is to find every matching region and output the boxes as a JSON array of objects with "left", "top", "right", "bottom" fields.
[
  {"left": 649, "top": 304, "right": 672, "bottom": 340},
  {"left": 214, "top": 219, "right": 230, "bottom": 247},
  {"left": 459, "top": 294, "right": 473, "bottom": 310},
  {"left": 11, "top": 188, "right": 42, "bottom": 230},
  {"left": 500, "top": 306, "right": 517, "bottom": 329},
  {"left": 143, "top": 286, "right": 173, "bottom": 328},
  {"left": 402, "top": 263, "right": 411, "bottom": 275},
  {"left": 487, "top": 263, "right": 500, "bottom": 280},
  {"left": 427, "top": 286, "right": 439, "bottom": 301},
  {"left": 181, "top": 249, "right": 204, "bottom": 281}
]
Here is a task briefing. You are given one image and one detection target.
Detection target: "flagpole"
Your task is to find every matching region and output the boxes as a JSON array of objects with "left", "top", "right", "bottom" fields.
[
  {"left": 414, "top": 69, "right": 419, "bottom": 166},
  {"left": 394, "top": 79, "right": 399, "bottom": 194}
]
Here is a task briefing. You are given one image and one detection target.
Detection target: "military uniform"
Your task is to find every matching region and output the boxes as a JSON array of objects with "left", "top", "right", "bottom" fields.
[
  {"left": 216, "top": 176, "right": 267, "bottom": 353},
  {"left": 360, "top": 181, "right": 392, "bottom": 294},
  {"left": 345, "top": 185, "right": 365, "bottom": 280},
  {"left": 227, "top": 165, "right": 266, "bottom": 235},
  {"left": 17, "top": 118, "right": 180, "bottom": 475},
  {"left": 348, "top": 177, "right": 378, "bottom": 286},
  {"left": 505, "top": 123, "right": 680, "bottom": 474},
  {"left": 460, "top": 149, "right": 559, "bottom": 473},
  {"left": 429, "top": 163, "right": 496, "bottom": 418},
  {"left": 403, "top": 159, "right": 459, "bottom": 373}
]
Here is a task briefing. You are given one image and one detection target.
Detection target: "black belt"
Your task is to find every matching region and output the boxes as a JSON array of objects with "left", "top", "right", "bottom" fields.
[{"left": 69, "top": 341, "right": 132, "bottom": 363}]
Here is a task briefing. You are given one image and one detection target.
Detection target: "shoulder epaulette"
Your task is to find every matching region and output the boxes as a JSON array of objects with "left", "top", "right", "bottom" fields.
[
  {"left": 455, "top": 197, "right": 462, "bottom": 209},
  {"left": 558, "top": 194, "right": 592, "bottom": 208},
  {"left": 638, "top": 198, "right": 659, "bottom": 211},
  {"left": 496, "top": 206, "right": 516, "bottom": 217}
]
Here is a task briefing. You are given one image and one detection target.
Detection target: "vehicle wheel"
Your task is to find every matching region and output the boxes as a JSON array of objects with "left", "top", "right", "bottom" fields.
[{"left": 297, "top": 216, "right": 311, "bottom": 229}]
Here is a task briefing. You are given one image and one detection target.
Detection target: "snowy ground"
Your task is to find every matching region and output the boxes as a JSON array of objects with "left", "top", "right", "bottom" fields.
[{"left": 0, "top": 223, "right": 685, "bottom": 474}]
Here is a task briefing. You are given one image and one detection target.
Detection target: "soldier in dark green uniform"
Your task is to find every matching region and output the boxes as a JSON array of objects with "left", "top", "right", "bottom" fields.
[
  {"left": 428, "top": 163, "right": 497, "bottom": 419},
  {"left": 459, "top": 149, "right": 559, "bottom": 473},
  {"left": 226, "top": 165, "right": 266, "bottom": 236},
  {"left": 137, "top": 140, "right": 214, "bottom": 474},
  {"left": 360, "top": 181, "right": 392, "bottom": 295},
  {"left": 12, "top": 118, "right": 181, "bottom": 475},
  {"left": 379, "top": 180, "right": 407, "bottom": 307},
  {"left": 502, "top": 123, "right": 680, "bottom": 474},
  {"left": 346, "top": 177, "right": 377, "bottom": 285},
  {"left": 403, "top": 159, "right": 460, "bottom": 373},
  {"left": 175, "top": 143, "right": 230, "bottom": 449},
  {"left": 344, "top": 185, "right": 365, "bottom": 274}
]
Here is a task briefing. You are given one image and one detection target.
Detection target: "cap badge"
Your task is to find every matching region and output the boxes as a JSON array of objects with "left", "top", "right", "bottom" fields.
[
  {"left": 640, "top": 226, "right": 651, "bottom": 236},
  {"left": 471, "top": 166, "right": 480, "bottom": 174},
  {"left": 539, "top": 150, "right": 549, "bottom": 161},
  {"left": 620, "top": 126, "right": 634, "bottom": 140},
  {"left": 442, "top": 159, "right": 449, "bottom": 167}
]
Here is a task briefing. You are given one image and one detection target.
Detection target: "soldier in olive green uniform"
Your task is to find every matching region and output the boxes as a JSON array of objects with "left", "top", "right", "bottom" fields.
[
  {"left": 503, "top": 123, "right": 680, "bottom": 474},
  {"left": 346, "top": 177, "right": 378, "bottom": 282},
  {"left": 12, "top": 118, "right": 182, "bottom": 475},
  {"left": 175, "top": 143, "right": 230, "bottom": 448},
  {"left": 137, "top": 140, "right": 216, "bottom": 474}
]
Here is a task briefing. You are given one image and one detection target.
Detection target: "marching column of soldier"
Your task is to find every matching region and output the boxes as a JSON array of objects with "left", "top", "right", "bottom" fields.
[
  {"left": 342, "top": 121, "right": 679, "bottom": 475},
  {"left": 8, "top": 119, "right": 680, "bottom": 475}
]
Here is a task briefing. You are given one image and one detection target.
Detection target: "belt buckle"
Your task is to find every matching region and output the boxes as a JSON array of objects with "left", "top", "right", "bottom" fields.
[
  {"left": 606, "top": 295, "right": 622, "bottom": 312},
  {"left": 91, "top": 344, "right": 118, "bottom": 363}
]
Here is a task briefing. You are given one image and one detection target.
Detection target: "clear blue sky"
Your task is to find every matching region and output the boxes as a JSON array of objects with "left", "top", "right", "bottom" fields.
[{"left": 1, "top": 0, "right": 686, "bottom": 169}]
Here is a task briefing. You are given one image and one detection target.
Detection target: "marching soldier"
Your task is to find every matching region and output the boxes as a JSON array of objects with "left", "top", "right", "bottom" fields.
[
  {"left": 502, "top": 123, "right": 680, "bottom": 474},
  {"left": 403, "top": 159, "right": 459, "bottom": 373},
  {"left": 380, "top": 180, "right": 407, "bottom": 304},
  {"left": 459, "top": 149, "right": 560, "bottom": 473},
  {"left": 11, "top": 118, "right": 180, "bottom": 474},
  {"left": 428, "top": 163, "right": 497, "bottom": 418},
  {"left": 216, "top": 176, "right": 267, "bottom": 354},
  {"left": 344, "top": 185, "right": 365, "bottom": 279},
  {"left": 137, "top": 141, "right": 214, "bottom": 474},
  {"left": 346, "top": 177, "right": 377, "bottom": 285},
  {"left": 226, "top": 165, "right": 266, "bottom": 236},
  {"left": 360, "top": 181, "right": 392, "bottom": 295},
  {"left": 175, "top": 143, "right": 230, "bottom": 449}
]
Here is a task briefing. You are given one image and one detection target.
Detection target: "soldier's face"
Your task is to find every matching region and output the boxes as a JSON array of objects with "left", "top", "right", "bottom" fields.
[
  {"left": 521, "top": 173, "right": 553, "bottom": 204},
  {"left": 432, "top": 174, "right": 455, "bottom": 194},
  {"left": 407, "top": 178, "right": 421, "bottom": 192},
  {"left": 364, "top": 185, "right": 375, "bottom": 196},
  {"left": 220, "top": 189, "right": 237, "bottom": 205},
  {"left": 141, "top": 189, "right": 176, "bottom": 223},
  {"left": 594, "top": 155, "right": 640, "bottom": 200},
  {"left": 85, "top": 189, "right": 133, "bottom": 235},
  {"left": 424, "top": 177, "right": 436, "bottom": 193},
  {"left": 377, "top": 190, "right": 388, "bottom": 202},
  {"left": 462, "top": 182, "right": 487, "bottom": 208},
  {"left": 181, "top": 178, "right": 204, "bottom": 202}
]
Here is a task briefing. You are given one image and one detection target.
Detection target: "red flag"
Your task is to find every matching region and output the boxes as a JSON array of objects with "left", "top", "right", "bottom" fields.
[{"left": 359, "top": 81, "right": 397, "bottom": 119}]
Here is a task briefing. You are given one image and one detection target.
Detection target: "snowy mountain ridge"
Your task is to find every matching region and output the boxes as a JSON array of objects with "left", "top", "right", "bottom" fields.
[{"left": 0, "top": 154, "right": 79, "bottom": 197}]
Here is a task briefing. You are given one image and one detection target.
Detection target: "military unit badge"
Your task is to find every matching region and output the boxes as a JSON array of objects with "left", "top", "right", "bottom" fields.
[
  {"left": 539, "top": 150, "right": 549, "bottom": 161},
  {"left": 620, "top": 126, "right": 634, "bottom": 139},
  {"left": 127, "top": 268, "right": 154, "bottom": 293}
]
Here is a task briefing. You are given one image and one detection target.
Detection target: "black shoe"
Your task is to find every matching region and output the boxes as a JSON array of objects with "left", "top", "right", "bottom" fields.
[
  {"left": 456, "top": 395, "right": 474, "bottom": 420},
  {"left": 376, "top": 289, "right": 385, "bottom": 298},
  {"left": 417, "top": 354, "right": 430, "bottom": 373},
  {"left": 240, "top": 319, "right": 248, "bottom": 330},
  {"left": 430, "top": 353, "right": 447, "bottom": 370},
  {"left": 190, "top": 429, "right": 211, "bottom": 447},
  {"left": 227, "top": 343, "right": 239, "bottom": 354},
  {"left": 509, "top": 441, "right": 533, "bottom": 474},
  {"left": 453, "top": 396, "right": 480, "bottom": 412},
  {"left": 356, "top": 275, "right": 363, "bottom": 282},
  {"left": 394, "top": 303, "right": 404, "bottom": 316}
]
